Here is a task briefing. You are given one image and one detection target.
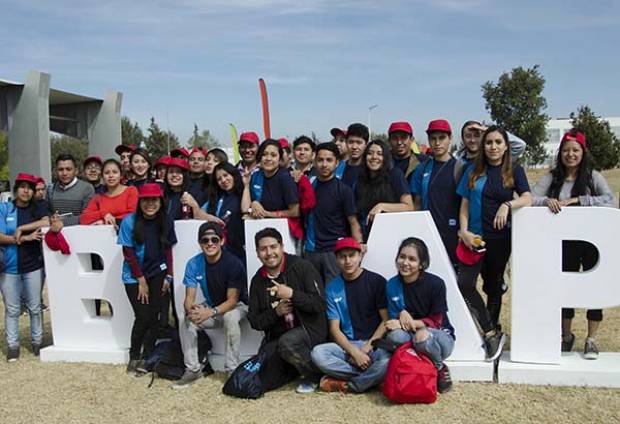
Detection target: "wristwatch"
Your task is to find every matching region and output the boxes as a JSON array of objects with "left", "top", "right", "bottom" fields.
[{"left": 212, "top": 307, "right": 220, "bottom": 317}]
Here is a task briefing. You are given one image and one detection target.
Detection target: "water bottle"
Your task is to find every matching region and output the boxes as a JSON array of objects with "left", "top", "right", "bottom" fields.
[{"left": 181, "top": 204, "right": 193, "bottom": 220}]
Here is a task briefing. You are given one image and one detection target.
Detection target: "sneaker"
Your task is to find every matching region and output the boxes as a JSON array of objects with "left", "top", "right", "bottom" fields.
[
  {"left": 484, "top": 331, "right": 507, "bottom": 362},
  {"left": 561, "top": 333, "right": 575, "bottom": 352},
  {"left": 7, "top": 347, "right": 19, "bottom": 362},
  {"left": 171, "top": 369, "right": 203, "bottom": 390},
  {"left": 126, "top": 359, "right": 140, "bottom": 374},
  {"left": 32, "top": 344, "right": 41, "bottom": 357},
  {"left": 319, "top": 375, "right": 347, "bottom": 393},
  {"left": 584, "top": 338, "right": 599, "bottom": 360},
  {"left": 134, "top": 359, "right": 149, "bottom": 376},
  {"left": 296, "top": 380, "right": 318, "bottom": 394},
  {"left": 437, "top": 363, "right": 453, "bottom": 394}
]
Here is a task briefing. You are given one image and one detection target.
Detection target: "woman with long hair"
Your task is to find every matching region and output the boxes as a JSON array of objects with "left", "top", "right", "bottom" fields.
[
  {"left": 0, "top": 173, "right": 50, "bottom": 361},
  {"left": 355, "top": 140, "right": 413, "bottom": 241},
  {"left": 532, "top": 130, "right": 615, "bottom": 359},
  {"left": 385, "top": 237, "right": 455, "bottom": 393},
  {"left": 118, "top": 183, "right": 176, "bottom": 374},
  {"left": 191, "top": 162, "right": 245, "bottom": 261},
  {"left": 80, "top": 159, "right": 138, "bottom": 226},
  {"left": 127, "top": 148, "right": 153, "bottom": 188},
  {"left": 456, "top": 125, "right": 532, "bottom": 360},
  {"left": 456, "top": 120, "right": 526, "bottom": 167}
]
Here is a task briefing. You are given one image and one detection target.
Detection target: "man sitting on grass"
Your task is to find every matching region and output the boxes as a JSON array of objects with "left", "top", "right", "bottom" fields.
[{"left": 311, "top": 237, "right": 391, "bottom": 393}]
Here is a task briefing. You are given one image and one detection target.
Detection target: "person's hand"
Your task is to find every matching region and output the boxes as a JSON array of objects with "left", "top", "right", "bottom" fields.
[
  {"left": 103, "top": 213, "right": 117, "bottom": 227},
  {"left": 137, "top": 277, "right": 149, "bottom": 304},
  {"left": 241, "top": 171, "right": 251, "bottom": 187},
  {"left": 267, "top": 281, "right": 293, "bottom": 300},
  {"left": 460, "top": 230, "right": 479, "bottom": 250},
  {"left": 399, "top": 309, "right": 417, "bottom": 332},
  {"left": 250, "top": 201, "right": 267, "bottom": 219},
  {"left": 162, "top": 281, "right": 170, "bottom": 295},
  {"left": 385, "top": 319, "right": 402, "bottom": 331},
  {"left": 50, "top": 213, "right": 63, "bottom": 233},
  {"left": 92, "top": 219, "right": 105, "bottom": 225},
  {"left": 27, "top": 229, "right": 43, "bottom": 242},
  {"left": 546, "top": 198, "right": 562, "bottom": 214},
  {"left": 205, "top": 214, "right": 225, "bottom": 226},
  {"left": 414, "top": 327, "right": 430, "bottom": 343},
  {"left": 13, "top": 227, "right": 23, "bottom": 243},
  {"left": 360, "top": 342, "right": 373, "bottom": 355},
  {"left": 366, "top": 203, "right": 385, "bottom": 225},
  {"left": 493, "top": 203, "right": 510, "bottom": 230},
  {"left": 349, "top": 348, "right": 372, "bottom": 370},
  {"left": 181, "top": 192, "right": 198, "bottom": 209},
  {"left": 275, "top": 299, "right": 293, "bottom": 316},
  {"left": 559, "top": 197, "right": 579, "bottom": 207},
  {"left": 184, "top": 299, "right": 195, "bottom": 315},
  {"left": 189, "top": 304, "right": 213, "bottom": 325}
]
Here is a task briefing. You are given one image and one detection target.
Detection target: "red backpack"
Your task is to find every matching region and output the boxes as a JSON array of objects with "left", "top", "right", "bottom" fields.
[{"left": 382, "top": 342, "right": 438, "bottom": 404}]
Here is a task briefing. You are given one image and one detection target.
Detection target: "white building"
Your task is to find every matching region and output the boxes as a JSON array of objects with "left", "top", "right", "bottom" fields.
[{"left": 545, "top": 117, "right": 620, "bottom": 163}]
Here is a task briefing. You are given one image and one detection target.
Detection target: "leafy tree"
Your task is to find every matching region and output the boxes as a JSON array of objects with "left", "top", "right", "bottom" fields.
[
  {"left": 0, "top": 132, "right": 8, "bottom": 180},
  {"left": 145, "top": 117, "right": 180, "bottom": 160},
  {"left": 482, "top": 65, "right": 549, "bottom": 165},
  {"left": 50, "top": 134, "right": 89, "bottom": 173},
  {"left": 187, "top": 124, "right": 220, "bottom": 150},
  {"left": 570, "top": 105, "right": 620, "bottom": 170},
  {"left": 370, "top": 132, "right": 388, "bottom": 142},
  {"left": 121, "top": 116, "right": 144, "bottom": 147}
]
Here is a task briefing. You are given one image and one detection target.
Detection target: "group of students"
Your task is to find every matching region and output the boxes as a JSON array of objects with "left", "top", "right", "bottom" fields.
[{"left": 0, "top": 119, "right": 615, "bottom": 395}]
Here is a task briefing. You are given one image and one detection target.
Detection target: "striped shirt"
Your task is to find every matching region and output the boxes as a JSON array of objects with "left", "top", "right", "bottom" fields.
[{"left": 48, "top": 178, "right": 94, "bottom": 226}]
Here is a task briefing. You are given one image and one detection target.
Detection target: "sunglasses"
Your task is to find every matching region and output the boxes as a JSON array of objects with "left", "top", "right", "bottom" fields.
[{"left": 199, "top": 236, "right": 221, "bottom": 245}]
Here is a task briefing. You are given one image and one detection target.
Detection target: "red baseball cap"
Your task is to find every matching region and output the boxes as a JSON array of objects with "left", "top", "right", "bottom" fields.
[
  {"left": 330, "top": 127, "right": 347, "bottom": 139},
  {"left": 115, "top": 144, "right": 137, "bottom": 155},
  {"left": 388, "top": 121, "right": 413, "bottom": 136},
  {"left": 35, "top": 176, "right": 46, "bottom": 186},
  {"left": 239, "top": 131, "right": 260, "bottom": 145},
  {"left": 426, "top": 119, "right": 452, "bottom": 135},
  {"left": 138, "top": 183, "right": 164, "bottom": 199},
  {"left": 456, "top": 240, "right": 485, "bottom": 265},
  {"left": 167, "top": 157, "right": 189, "bottom": 171},
  {"left": 561, "top": 131, "right": 586, "bottom": 149},
  {"left": 155, "top": 156, "right": 172, "bottom": 168},
  {"left": 334, "top": 237, "right": 362, "bottom": 253},
  {"left": 278, "top": 138, "right": 290, "bottom": 151},
  {"left": 83, "top": 155, "right": 103, "bottom": 166},
  {"left": 170, "top": 147, "right": 190, "bottom": 158},
  {"left": 44, "top": 231, "right": 71, "bottom": 255},
  {"left": 190, "top": 146, "right": 207, "bottom": 157},
  {"left": 15, "top": 173, "right": 38, "bottom": 185}
]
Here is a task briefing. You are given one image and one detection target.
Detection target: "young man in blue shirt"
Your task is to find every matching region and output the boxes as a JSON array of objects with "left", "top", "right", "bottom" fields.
[
  {"left": 311, "top": 237, "right": 390, "bottom": 393},
  {"left": 173, "top": 222, "right": 248, "bottom": 388}
]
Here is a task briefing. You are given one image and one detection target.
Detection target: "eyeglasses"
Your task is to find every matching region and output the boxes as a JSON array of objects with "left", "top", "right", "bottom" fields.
[{"left": 199, "top": 236, "right": 221, "bottom": 245}]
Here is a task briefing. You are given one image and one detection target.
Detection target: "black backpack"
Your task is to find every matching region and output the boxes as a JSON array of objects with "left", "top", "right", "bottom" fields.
[{"left": 145, "top": 332, "right": 213, "bottom": 387}]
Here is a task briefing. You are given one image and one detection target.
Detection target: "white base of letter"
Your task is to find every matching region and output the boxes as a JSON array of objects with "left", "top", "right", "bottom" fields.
[
  {"left": 445, "top": 360, "right": 494, "bottom": 382},
  {"left": 498, "top": 352, "right": 620, "bottom": 387},
  {"left": 40, "top": 345, "right": 129, "bottom": 364}
]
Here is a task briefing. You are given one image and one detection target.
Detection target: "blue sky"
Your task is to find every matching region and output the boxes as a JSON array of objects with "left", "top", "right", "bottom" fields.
[{"left": 2, "top": 0, "right": 619, "bottom": 146}]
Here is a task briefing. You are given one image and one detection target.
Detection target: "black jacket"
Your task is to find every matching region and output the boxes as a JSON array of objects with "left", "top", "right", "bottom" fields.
[{"left": 248, "top": 254, "right": 327, "bottom": 347}]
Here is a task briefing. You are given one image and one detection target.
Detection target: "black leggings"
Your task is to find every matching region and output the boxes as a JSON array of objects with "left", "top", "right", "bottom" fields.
[
  {"left": 458, "top": 237, "right": 511, "bottom": 333},
  {"left": 561, "top": 240, "right": 603, "bottom": 322},
  {"left": 124, "top": 273, "right": 164, "bottom": 360}
]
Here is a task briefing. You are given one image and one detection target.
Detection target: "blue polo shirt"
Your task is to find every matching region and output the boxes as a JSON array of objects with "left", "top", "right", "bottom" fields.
[
  {"left": 326, "top": 269, "right": 386, "bottom": 341},
  {"left": 457, "top": 164, "right": 530, "bottom": 239},
  {"left": 201, "top": 192, "right": 245, "bottom": 261},
  {"left": 386, "top": 272, "right": 455, "bottom": 339},
  {"left": 250, "top": 168, "right": 299, "bottom": 212},
  {"left": 117, "top": 213, "right": 177, "bottom": 284},
  {"left": 182, "top": 250, "right": 248, "bottom": 306},
  {"left": 411, "top": 157, "right": 460, "bottom": 238},
  {"left": 0, "top": 202, "right": 47, "bottom": 274},
  {"left": 305, "top": 177, "right": 357, "bottom": 252}
]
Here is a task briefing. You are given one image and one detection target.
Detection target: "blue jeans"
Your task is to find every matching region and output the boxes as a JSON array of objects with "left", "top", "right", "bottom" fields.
[
  {"left": 311, "top": 340, "right": 391, "bottom": 393},
  {"left": 386, "top": 328, "right": 454, "bottom": 370},
  {"left": 0, "top": 269, "right": 43, "bottom": 349}
]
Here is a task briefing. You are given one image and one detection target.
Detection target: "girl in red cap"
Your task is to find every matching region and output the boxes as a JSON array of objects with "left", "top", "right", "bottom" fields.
[
  {"left": 0, "top": 173, "right": 50, "bottom": 361},
  {"left": 456, "top": 126, "right": 532, "bottom": 360},
  {"left": 117, "top": 183, "right": 177, "bottom": 374},
  {"left": 532, "top": 129, "right": 616, "bottom": 360}
]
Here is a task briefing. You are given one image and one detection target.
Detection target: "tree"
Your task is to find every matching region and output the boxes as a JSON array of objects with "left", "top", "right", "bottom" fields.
[
  {"left": 482, "top": 65, "right": 549, "bottom": 165},
  {"left": 370, "top": 132, "right": 388, "bottom": 142},
  {"left": 0, "top": 132, "right": 8, "bottom": 180},
  {"left": 121, "top": 116, "right": 144, "bottom": 147},
  {"left": 144, "top": 117, "right": 180, "bottom": 160},
  {"left": 50, "top": 135, "right": 89, "bottom": 171},
  {"left": 570, "top": 105, "right": 620, "bottom": 170},
  {"left": 187, "top": 124, "right": 220, "bottom": 150}
]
